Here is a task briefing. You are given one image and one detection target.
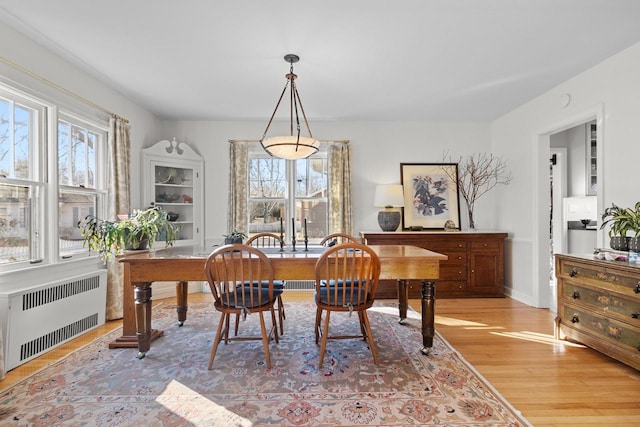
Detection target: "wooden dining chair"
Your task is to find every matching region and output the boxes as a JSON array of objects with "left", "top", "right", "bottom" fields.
[
  {"left": 246, "top": 232, "right": 283, "bottom": 248},
  {"left": 319, "top": 232, "right": 359, "bottom": 247},
  {"left": 246, "top": 232, "right": 286, "bottom": 335},
  {"left": 318, "top": 233, "right": 360, "bottom": 289},
  {"left": 204, "top": 244, "right": 281, "bottom": 369},
  {"left": 314, "top": 242, "right": 381, "bottom": 369}
]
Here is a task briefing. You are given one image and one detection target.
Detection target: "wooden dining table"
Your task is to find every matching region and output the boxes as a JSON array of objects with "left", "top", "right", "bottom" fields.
[{"left": 113, "top": 244, "right": 447, "bottom": 358}]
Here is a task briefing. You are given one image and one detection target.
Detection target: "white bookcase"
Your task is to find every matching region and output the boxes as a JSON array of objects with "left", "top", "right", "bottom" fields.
[{"left": 142, "top": 138, "right": 204, "bottom": 248}]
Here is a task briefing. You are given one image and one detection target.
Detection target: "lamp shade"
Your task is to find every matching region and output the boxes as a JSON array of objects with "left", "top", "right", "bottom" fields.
[
  {"left": 261, "top": 136, "right": 319, "bottom": 160},
  {"left": 373, "top": 185, "right": 405, "bottom": 208}
]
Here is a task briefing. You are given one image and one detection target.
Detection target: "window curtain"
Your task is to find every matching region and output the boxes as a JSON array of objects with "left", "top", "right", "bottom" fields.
[
  {"left": 227, "top": 140, "right": 249, "bottom": 235},
  {"left": 328, "top": 142, "right": 352, "bottom": 235},
  {"left": 105, "top": 116, "right": 131, "bottom": 320}
]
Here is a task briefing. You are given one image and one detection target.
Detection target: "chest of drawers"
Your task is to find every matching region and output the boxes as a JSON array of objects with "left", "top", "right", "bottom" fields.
[{"left": 555, "top": 254, "right": 640, "bottom": 370}]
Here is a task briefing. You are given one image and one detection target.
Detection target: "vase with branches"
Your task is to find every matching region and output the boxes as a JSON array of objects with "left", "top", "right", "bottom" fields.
[{"left": 441, "top": 152, "right": 512, "bottom": 230}]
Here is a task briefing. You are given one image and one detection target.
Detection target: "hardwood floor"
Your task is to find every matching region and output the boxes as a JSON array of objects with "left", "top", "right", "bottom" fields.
[{"left": 2, "top": 293, "right": 639, "bottom": 426}]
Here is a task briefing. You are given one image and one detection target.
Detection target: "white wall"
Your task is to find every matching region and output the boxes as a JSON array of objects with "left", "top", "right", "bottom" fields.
[
  {"left": 492, "top": 41, "right": 640, "bottom": 307},
  {"left": 160, "top": 120, "right": 492, "bottom": 244}
]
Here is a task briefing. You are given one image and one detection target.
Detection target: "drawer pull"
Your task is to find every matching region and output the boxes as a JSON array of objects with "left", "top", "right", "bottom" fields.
[
  {"left": 571, "top": 314, "right": 580, "bottom": 324},
  {"left": 572, "top": 291, "right": 580, "bottom": 299},
  {"left": 635, "top": 283, "right": 640, "bottom": 294},
  {"left": 569, "top": 268, "right": 578, "bottom": 278}
]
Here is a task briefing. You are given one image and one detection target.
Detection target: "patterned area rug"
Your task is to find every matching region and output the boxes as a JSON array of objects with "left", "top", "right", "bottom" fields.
[{"left": 0, "top": 302, "right": 531, "bottom": 426}]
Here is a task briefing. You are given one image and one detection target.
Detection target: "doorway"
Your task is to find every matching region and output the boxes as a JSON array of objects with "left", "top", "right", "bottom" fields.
[{"left": 533, "top": 105, "right": 603, "bottom": 309}]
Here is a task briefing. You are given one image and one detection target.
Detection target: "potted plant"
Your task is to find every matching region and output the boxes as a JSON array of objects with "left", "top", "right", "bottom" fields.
[
  {"left": 78, "top": 206, "right": 178, "bottom": 261},
  {"left": 223, "top": 229, "right": 247, "bottom": 244},
  {"left": 625, "top": 202, "right": 640, "bottom": 252},
  {"left": 600, "top": 202, "right": 640, "bottom": 251}
]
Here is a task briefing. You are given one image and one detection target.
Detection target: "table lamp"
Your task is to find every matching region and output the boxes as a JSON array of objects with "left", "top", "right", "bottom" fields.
[{"left": 374, "top": 184, "right": 404, "bottom": 231}]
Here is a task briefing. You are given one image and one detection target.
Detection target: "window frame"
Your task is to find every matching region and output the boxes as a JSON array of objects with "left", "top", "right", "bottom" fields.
[
  {"left": 56, "top": 112, "right": 108, "bottom": 260},
  {"left": 0, "top": 80, "right": 109, "bottom": 273},
  {"left": 247, "top": 144, "right": 329, "bottom": 243}
]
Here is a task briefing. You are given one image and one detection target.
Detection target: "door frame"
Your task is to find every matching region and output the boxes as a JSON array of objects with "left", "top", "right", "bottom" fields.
[{"left": 532, "top": 104, "right": 604, "bottom": 308}]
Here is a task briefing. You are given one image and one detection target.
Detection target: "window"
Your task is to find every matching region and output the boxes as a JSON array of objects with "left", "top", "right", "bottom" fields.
[
  {"left": 0, "top": 83, "right": 108, "bottom": 270},
  {"left": 247, "top": 145, "right": 328, "bottom": 242},
  {"left": 0, "top": 88, "right": 45, "bottom": 266},
  {"left": 58, "top": 116, "right": 106, "bottom": 258}
]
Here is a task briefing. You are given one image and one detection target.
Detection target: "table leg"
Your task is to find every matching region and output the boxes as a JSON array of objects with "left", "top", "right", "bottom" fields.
[
  {"left": 134, "top": 282, "right": 153, "bottom": 359},
  {"left": 397, "top": 279, "right": 409, "bottom": 324},
  {"left": 420, "top": 280, "right": 435, "bottom": 355},
  {"left": 176, "top": 281, "right": 188, "bottom": 326},
  {"left": 109, "top": 264, "right": 164, "bottom": 349}
]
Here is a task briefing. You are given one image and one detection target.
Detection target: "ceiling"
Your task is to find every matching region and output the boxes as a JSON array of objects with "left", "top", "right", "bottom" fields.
[{"left": 2, "top": 0, "right": 640, "bottom": 122}]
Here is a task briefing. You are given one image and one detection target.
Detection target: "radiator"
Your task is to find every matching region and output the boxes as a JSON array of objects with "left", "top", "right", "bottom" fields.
[
  {"left": 285, "top": 280, "right": 315, "bottom": 291},
  {"left": 2, "top": 270, "right": 107, "bottom": 371}
]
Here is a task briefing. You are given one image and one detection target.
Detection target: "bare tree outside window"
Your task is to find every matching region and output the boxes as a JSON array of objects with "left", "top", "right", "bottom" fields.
[
  {"left": 441, "top": 152, "right": 512, "bottom": 230},
  {"left": 249, "top": 158, "right": 287, "bottom": 223}
]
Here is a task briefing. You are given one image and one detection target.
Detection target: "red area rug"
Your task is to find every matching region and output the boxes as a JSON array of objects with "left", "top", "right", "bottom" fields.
[{"left": 0, "top": 301, "right": 531, "bottom": 426}]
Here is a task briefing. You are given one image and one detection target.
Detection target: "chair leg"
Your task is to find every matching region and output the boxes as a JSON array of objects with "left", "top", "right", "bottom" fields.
[
  {"left": 358, "top": 311, "right": 367, "bottom": 339},
  {"left": 315, "top": 307, "right": 323, "bottom": 344},
  {"left": 208, "top": 312, "right": 227, "bottom": 370},
  {"left": 318, "top": 310, "right": 331, "bottom": 369},
  {"left": 360, "top": 310, "right": 379, "bottom": 365},
  {"left": 223, "top": 313, "right": 231, "bottom": 344},
  {"left": 270, "top": 306, "right": 280, "bottom": 344},
  {"left": 277, "top": 295, "right": 285, "bottom": 335},
  {"left": 258, "top": 312, "right": 272, "bottom": 369},
  {"left": 234, "top": 313, "right": 240, "bottom": 336}
]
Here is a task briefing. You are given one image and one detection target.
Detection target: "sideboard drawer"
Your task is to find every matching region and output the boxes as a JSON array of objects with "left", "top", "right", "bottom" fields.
[
  {"left": 444, "top": 252, "right": 467, "bottom": 265},
  {"left": 558, "top": 259, "right": 640, "bottom": 296},
  {"left": 423, "top": 240, "right": 468, "bottom": 252},
  {"left": 562, "top": 281, "right": 640, "bottom": 324},
  {"left": 440, "top": 265, "right": 468, "bottom": 280},
  {"left": 560, "top": 303, "right": 640, "bottom": 356},
  {"left": 471, "top": 241, "right": 500, "bottom": 251},
  {"left": 434, "top": 280, "right": 467, "bottom": 296}
]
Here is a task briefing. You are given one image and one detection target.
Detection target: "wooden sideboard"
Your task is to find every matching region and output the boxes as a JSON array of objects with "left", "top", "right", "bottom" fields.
[
  {"left": 360, "top": 231, "right": 508, "bottom": 299},
  {"left": 555, "top": 254, "right": 640, "bottom": 371}
]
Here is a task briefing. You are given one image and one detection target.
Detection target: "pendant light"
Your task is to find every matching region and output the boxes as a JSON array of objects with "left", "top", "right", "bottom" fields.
[{"left": 260, "top": 54, "right": 319, "bottom": 160}]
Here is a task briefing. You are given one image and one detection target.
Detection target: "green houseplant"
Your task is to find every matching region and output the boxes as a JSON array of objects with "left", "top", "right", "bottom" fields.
[
  {"left": 625, "top": 202, "right": 640, "bottom": 252},
  {"left": 600, "top": 202, "right": 640, "bottom": 251},
  {"left": 223, "top": 229, "right": 247, "bottom": 244},
  {"left": 78, "top": 206, "right": 178, "bottom": 261}
]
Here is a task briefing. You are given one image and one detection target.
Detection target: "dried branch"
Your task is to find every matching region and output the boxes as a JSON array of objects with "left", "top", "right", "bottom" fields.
[{"left": 441, "top": 152, "right": 512, "bottom": 229}]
